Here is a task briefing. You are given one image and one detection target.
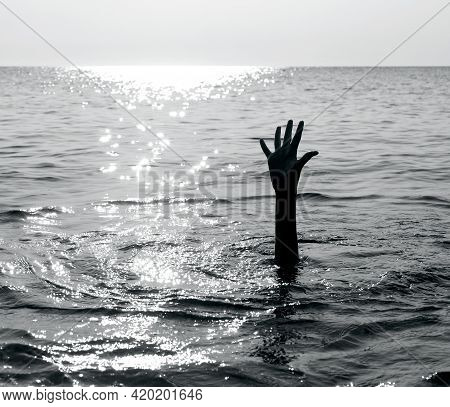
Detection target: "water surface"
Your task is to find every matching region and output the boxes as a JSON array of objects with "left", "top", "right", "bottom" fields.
[{"left": 0, "top": 66, "right": 449, "bottom": 386}]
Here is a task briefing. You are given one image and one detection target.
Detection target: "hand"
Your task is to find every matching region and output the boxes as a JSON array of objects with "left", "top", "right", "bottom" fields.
[{"left": 260, "top": 120, "right": 318, "bottom": 194}]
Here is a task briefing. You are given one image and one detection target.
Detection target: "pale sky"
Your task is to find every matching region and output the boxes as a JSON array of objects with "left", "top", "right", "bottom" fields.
[{"left": 0, "top": 0, "right": 449, "bottom": 66}]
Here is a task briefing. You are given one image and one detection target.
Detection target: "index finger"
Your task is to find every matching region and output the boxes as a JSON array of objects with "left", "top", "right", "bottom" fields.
[{"left": 291, "top": 121, "right": 304, "bottom": 151}]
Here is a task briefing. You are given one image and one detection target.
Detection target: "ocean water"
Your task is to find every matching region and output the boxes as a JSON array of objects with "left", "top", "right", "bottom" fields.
[{"left": 0, "top": 66, "right": 449, "bottom": 386}]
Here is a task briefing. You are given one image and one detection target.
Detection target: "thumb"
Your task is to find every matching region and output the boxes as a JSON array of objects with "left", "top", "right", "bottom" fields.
[
  {"left": 295, "top": 151, "right": 319, "bottom": 171},
  {"left": 260, "top": 139, "right": 271, "bottom": 158}
]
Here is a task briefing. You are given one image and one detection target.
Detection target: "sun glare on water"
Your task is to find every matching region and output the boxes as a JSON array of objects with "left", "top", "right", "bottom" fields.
[{"left": 85, "top": 65, "right": 265, "bottom": 92}]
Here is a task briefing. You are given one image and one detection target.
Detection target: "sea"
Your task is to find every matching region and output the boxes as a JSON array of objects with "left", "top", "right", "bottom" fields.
[{"left": 0, "top": 66, "right": 449, "bottom": 386}]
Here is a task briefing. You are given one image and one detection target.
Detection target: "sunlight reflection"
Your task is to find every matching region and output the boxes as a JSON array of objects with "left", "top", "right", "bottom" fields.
[
  {"left": 86, "top": 66, "right": 266, "bottom": 93},
  {"left": 90, "top": 65, "right": 270, "bottom": 197},
  {"left": 100, "top": 163, "right": 117, "bottom": 173},
  {"left": 58, "top": 349, "right": 214, "bottom": 372}
]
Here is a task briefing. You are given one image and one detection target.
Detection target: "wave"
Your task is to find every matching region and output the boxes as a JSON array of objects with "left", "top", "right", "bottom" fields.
[
  {"left": 174, "top": 297, "right": 260, "bottom": 312},
  {"left": 0, "top": 206, "right": 72, "bottom": 223},
  {"left": 395, "top": 195, "right": 450, "bottom": 207},
  {"left": 322, "top": 315, "right": 441, "bottom": 352},
  {"left": 103, "top": 197, "right": 232, "bottom": 206},
  {"left": 230, "top": 193, "right": 384, "bottom": 202},
  {"left": 370, "top": 266, "right": 450, "bottom": 296},
  {"left": 299, "top": 192, "right": 383, "bottom": 201},
  {"left": 3, "top": 294, "right": 240, "bottom": 322},
  {"left": 72, "top": 368, "right": 177, "bottom": 386},
  {"left": 0, "top": 328, "right": 36, "bottom": 343},
  {"left": 99, "top": 193, "right": 450, "bottom": 211},
  {"left": 103, "top": 193, "right": 384, "bottom": 207},
  {"left": 119, "top": 240, "right": 179, "bottom": 252},
  {"left": 0, "top": 342, "right": 72, "bottom": 386}
]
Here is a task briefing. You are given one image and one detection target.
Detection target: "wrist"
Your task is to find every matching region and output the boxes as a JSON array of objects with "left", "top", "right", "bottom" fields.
[
  {"left": 275, "top": 192, "right": 297, "bottom": 224},
  {"left": 275, "top": 188, "right": 297, "bottom": 200}
]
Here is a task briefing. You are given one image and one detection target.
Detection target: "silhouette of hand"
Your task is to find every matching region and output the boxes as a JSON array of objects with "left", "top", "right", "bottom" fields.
[{"left": 260, "top": 120, "right": 318, "bottom": 193}]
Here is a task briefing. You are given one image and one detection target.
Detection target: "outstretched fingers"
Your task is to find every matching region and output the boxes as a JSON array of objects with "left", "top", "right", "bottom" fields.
[
  {"left": 282, "top": 120, "right": 293, "bottom": 146},
  {"left": 294, "top": 151, "right": 319, "bottom": 171},
  {"left": 274, "top": 126, "right": 281, "bottom": 150},
  {"left": 260, "top": 139, "right": 271, "bottom": 157},
  {"left": 291, "top": 121, "right": 304, "bottom": 151}
]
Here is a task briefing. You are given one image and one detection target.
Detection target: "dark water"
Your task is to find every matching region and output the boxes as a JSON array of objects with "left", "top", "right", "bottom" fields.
[{"left": 0, "top": 66, "right": 449, "bottom": 386}]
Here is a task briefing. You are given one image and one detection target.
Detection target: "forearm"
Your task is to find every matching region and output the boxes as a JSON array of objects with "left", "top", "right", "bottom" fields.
[
  {"left": 274, "top": 191, "right": 299, "bottom": 265},
  {"left": 259, "top": 120, "right": 318, "bottom": 265}
]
